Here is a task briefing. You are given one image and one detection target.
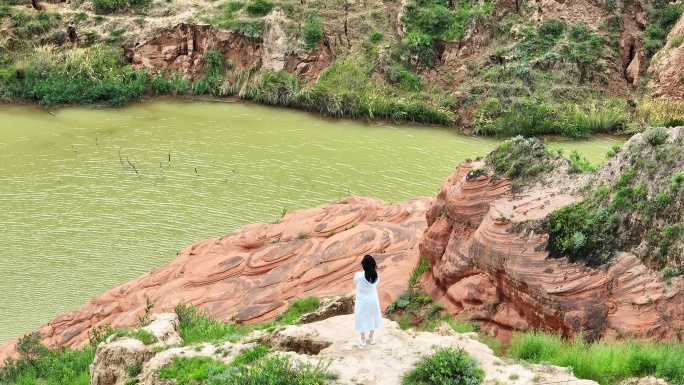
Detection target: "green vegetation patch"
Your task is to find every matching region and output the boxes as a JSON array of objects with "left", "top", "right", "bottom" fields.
[
  {"left": 159, "top": 354, "right": 337, "bottom": 385},
  {"left": 110, "top": 328, "right": 158, "bottom": 345},
  {"left": 398, "top": 0, "right": 492, "bottom": 68},
  {"left": 231, "top": 344, "right": 270, "bottom": 365},
  {"left": 644, "top": 0, "right": 684, "bottom": 57},
  {"left": 0, "top": 45, "right": 145, "bottom": 107},
  {"left": 302, "top": 15, "right": 323, "bottom": 50},
  {"left": 546, "top": 199, "right": 619, "bottom": 267},
  {"left": 246, "top": 61, "right": 455, "bottom": 125},
  {"left": 245, "top": 0, "right": 272, "bottom": 16},
  {"left": 175, "top": 303, "right": 249, "bottom": 345},
  {"left": 508, "top": 331, "right": 684, "bottom": 385},
  {"left": 486, "top": 136, "right": 559, "bottom": 188},
  {"left": 546, "top": 129, "right": 684, "bottom": 269},
  {"left": 469, "top": 19, "right": 620, "bottom": 138},
  {"left": 0, "top": 332, "right": 93, "bottom": 385},
  {"left": 402, "top": 347, "right": 485, "bottom": 385},
  {"left": 273, "top": 296, "right": 320, "bottom": 324},
  {"left": 210, "top": 1, "right": 265, "bottom": 39}
]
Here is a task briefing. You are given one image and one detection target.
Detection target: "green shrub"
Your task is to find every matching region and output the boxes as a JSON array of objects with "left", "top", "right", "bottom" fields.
[
  {"left": 385, "top": 65, "right": 421, "bottom": 91},
  {"left": 216, "top": 354, "right": 337, "bottom": 385},
  {"left": 245, "top": 0, "right": 272, "bottom": 16},
  {"left": 402, "top": 347, "right": 484, "bottom": 385},
  {"left": 564, "top": 99, "right": 628, "bottom": 135},
  {"left": 159, "top": 356, "right": 227, "bottom": 385},
  {"left": 638, "top": 99, "right": 684, "bottom": 127},
  {"left": 231, "top": 345, "right": 269, "bottom": 365},
  {"left": 606, "top": 144, "right": 621, "bottom": 159},
  {"left": 150, "top": 75, "right": 189, "bottom": 95},
  {"left": 302, "top": 16, "right": 323, "bottom": 50},
  {"left": 487, "top": 136, "right": 557, "bottom": 186},
  {"left": 247, "top": 70, "right": 299, "bottom": 106},
  {"left": 2, "top": 45, "right": 146, "bottom": 106},
  {"left": 174, "top": 303, "right": 248, "bottom": 345},
  {"left": 370, "top": 31, "right": 383, "bottom": 42},
  {"left": 569, "top": 150, "right": 597, "bottom": 173},
  {"left": 273, "top": 297, "right": 320, "bottom": 324},
  {"left": 0, "top": 333, "right": 94, "bottom": 385},
  {"left": 113, "top": 328, "right": 158, "bottom": 345},
  {"left": 561, "top": 24, "right": 605, "bottom": 82},
  {"left": 398, "top": 32, "right": 435, "bottom": 68},
  {"left": 644, "top": 1, "right": 684, "bottom": 57},
  {"left": 670, "top": 34, "right": 684, "bottom": 48},
  {"left": 92, "top": 0, "right": 126, "bottom": 14},
  {"left": 538, "top": 18, "right": 566, "bottom": 38},
  {"left": 229, "top": 19, "right": 264, "bottom": 39},
  {"left": 225, "top": 0, "right": 243, "bottom": 11},
  {"left": 546, "top": 200, "right": 619, "bottom": 267},
  {"left": 645, "top": 127, "right": 669, "bottom": 146},
  {"left": 475, "top": 96, "right": 560, "bottom": 137}
]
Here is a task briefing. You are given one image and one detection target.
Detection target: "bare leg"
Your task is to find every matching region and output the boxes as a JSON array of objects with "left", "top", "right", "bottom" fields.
[
  {"left": 369, "top": 330, "right": 374, "bottom": 339},
  {"left": 360, "top": 332, "right": 366, "bottom": 340}
]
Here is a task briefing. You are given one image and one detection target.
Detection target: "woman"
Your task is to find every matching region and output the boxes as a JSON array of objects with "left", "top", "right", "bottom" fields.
[{"left": 354, "top": 254, "right": 382, "bottom": 347}]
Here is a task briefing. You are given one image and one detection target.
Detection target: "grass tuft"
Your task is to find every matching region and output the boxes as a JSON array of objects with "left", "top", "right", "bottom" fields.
[
  {"left": 508, "top": 331, "right": 684, "bottom": 385},
  {"left": 174, "top": 303, "right": 249, "bottom": 345}
]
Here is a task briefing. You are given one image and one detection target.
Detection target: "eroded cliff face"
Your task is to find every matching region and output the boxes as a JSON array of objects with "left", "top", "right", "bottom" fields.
[
  {"left": 647, "top": 13, "right": 684, "bottom": 99},
  {"left": 132, "top": 22, "right": 333, "bottom": 83},
  {"left": 419, "top": 136, "right": 684, "bottom": 342},
  {"left": 0, "top": 196, "right": 429, "bottom": 364}
]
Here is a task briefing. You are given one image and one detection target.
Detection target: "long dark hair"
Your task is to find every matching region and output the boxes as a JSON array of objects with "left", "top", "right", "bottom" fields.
[{"left": 361, "top": 254, "right": 378, "bottom": 284}]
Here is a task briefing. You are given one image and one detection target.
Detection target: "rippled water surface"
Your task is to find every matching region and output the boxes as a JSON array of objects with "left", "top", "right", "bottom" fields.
[{"left": 0, "top": 100, "right": 626, "bottom": 342}]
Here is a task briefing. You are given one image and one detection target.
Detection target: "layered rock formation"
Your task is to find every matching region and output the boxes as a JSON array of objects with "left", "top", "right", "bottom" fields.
[
  {"left": 420, "top": 135, "right": 684, "bottom": 342},
  {"left": 0, "top": 196, "right": 429, "bottom": 363}
]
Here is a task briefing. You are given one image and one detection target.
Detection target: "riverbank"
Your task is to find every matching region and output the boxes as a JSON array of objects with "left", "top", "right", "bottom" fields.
[{"left": 2, "top": 0, "right": 684, "bottom": 136}]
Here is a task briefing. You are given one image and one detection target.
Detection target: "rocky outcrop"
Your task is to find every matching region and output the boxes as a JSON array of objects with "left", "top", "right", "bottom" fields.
[
  {"left": 94, "top": 312, "right": 597, "bottom": 385},
  {"left": 647, "top": 13, "right": 684, "bottom": 99},
  {"left": 257, "top": 314, "right": 597, "bottom": 385},
  {"left": 419, "top": 135, "right": 684, "bottom": 342},
  {"left": 132, "top": 21, "right": 334, "bottom": 85},
  {"left": 132, "top": 23, "right": 263, "bottom": 80},
  {"left": 294, "top": 294, "right": 355, "bottom": 325},
  {"left": 0, "top": 196, "right": 429, "bottom": 363},
  {"left": 90, "top": 313, "right": 181, "bottom": 385}
]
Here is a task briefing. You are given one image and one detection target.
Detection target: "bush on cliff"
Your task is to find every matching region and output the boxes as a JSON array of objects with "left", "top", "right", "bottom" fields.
[
  {"left": 486, "top": 136, "right": 559, "bottom": 187},
  {"left": 547, "top": 128, "right": 684, "bottom": 270}
]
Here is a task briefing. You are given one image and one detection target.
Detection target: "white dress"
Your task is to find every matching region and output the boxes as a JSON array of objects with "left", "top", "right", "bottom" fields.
[{"left": 354, "top": 271, "right": 382, "bottom": 333}]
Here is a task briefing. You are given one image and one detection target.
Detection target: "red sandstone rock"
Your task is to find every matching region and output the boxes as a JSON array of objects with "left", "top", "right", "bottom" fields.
[
  {"left": 420, "top": 160, "right": 684, "bottom": 342},
  {"left": 0, "top": 196, "right": 429, "bottom": 363}
]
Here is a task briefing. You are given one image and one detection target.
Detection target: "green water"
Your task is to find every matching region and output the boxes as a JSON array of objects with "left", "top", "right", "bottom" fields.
[{"left": 0, "top": 100, "right": 626, "bottom": 343}]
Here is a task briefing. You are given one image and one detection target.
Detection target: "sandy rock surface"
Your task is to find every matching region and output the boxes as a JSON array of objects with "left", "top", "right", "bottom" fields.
[
  {"left": 92, "top": 312, "right": 598, "bottom": 385},
  {"left": 0, "top": 196, "right": 429, "bottom": 363},
  {"left": 259, "top": 314, "right": 597, "bottom": 385},
  {"left": 90, "top": 313, "right": 182, "bottom": 385}
]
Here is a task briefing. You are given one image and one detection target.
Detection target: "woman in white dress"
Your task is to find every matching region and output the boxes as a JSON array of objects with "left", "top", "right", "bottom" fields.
[{"left": 354, "top": 254, "right": 382, "bottom": 347}]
